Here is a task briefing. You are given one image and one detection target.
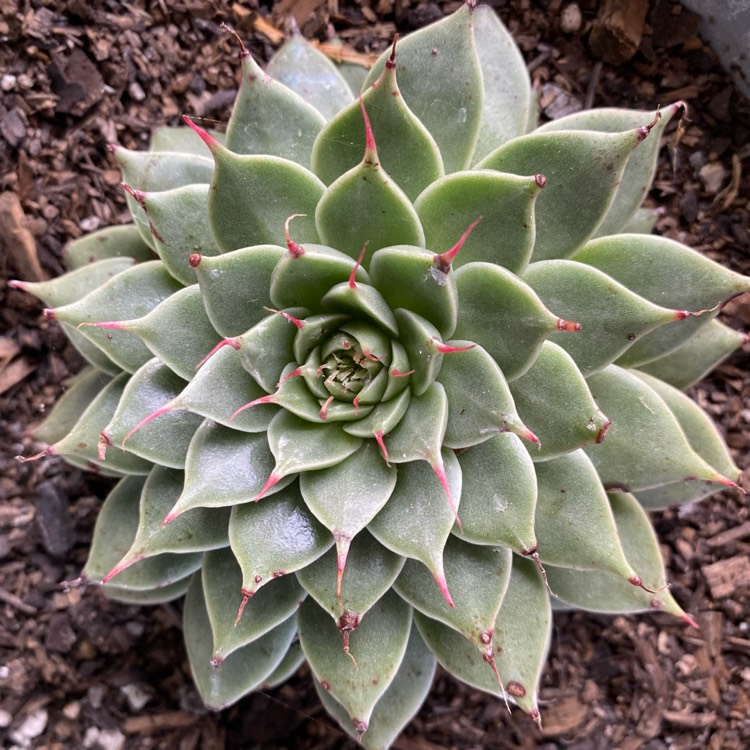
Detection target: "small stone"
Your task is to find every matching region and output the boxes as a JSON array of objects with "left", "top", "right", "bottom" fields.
[
  {"left": 62, "top": 701, "right": 81, "bottom": 720},
  {"left": 0, "top": 709, "right": 11, "bottom": 727},
  {"left": 560, "top": 3, "right": 582, "bottom": 33},
  {"left": 699, "top": 162, "right": 728, "bottom": 194},
  {"left": 87, "top": 684, "right": 107, "bottom": 709},
  {"left": 80, "top": 215, "right": 101, "bottom": 232},
  {"left": 128, "top": 81, "right": 146, "bottom": 102},
  {"left": 121, "top": 683, "right": 152, "bottom": 711},
  {"left": 83, "top": 728, "right": 125, "bottom": 750},
  {"left": 1, "top": 74, "right": 16, "bottom": 91},
  {"left": 9, "top": 709, "right": 48, "bottom": 744}
]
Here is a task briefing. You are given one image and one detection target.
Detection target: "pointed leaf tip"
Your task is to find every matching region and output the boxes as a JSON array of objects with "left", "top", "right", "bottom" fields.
[
  {"left": 121, "top": 403, "right": 173, "bottom": 448},
  {"left": 432, "top": 339, "right": 475, "bottom": 354},
  {"left": 220, "top": 21, "right": 249, "bottom": 58},
  {"left": 434, "top": 217, "right": 483, "bottom": 273},
  {"left": 636, "top": 107, "right": 662, "bottom": 141},
  {"left": 284, "top": 213, "right": 307, "bottom": 257},
  {"left": 234, "top": 589, "right": 252, "bottom": 626},
  {"left": 196, "top": 337, "right": 241, "bottom": 370},
  {"left": 121, "top": 182, "right": 146, "bottom": 208},
  {"left": 680, "top": 612, "right": 700, "bottom": 629},
  {"left": 433, "top": 568, "right": 455, "bottom": 608},
  {"left": 386, "top": 34, "right": 399, "bottom": 69},
  {"left": 349, "top": 243, "right": 368, "bottom": 289},
  {"left": 556, "top": 318, "right": 581, "bottom": 332},
  {"left": 255, "top": 472, "right": 283, "bottom": 502},
  {"left": 182, "top": 115, "right": 220, "bottom": 152},
  {"left": 359, "top": 97, "right": 377, "bottom": 159}
]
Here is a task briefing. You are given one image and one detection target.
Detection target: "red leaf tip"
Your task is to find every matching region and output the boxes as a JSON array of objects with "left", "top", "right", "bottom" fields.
[
  {"left": 121, "top": 182, "right": 146, "bottom": 208},
  {"left": 359, "top": 97, "right": 377, "bottom": 158},
  {"left": 434, "top": 217, "right": 482, "bottom": 273},
  {"left": 196, "top": 337, "right": 241, "bottom": 369},
  {"left": 349, "top": 242, "right": 368, "bottom": 289},
  {"left": 220, "top": 22, "right": 249, "bottom": 58},
  {"left": 263, "top": 307, "right": 305, "bottom": 329},
  {"left": 637, "top": 106, "right": 662, "bottom": 141},
  {"left": 284, "top": 213, "right": 306, "bottom": 257},
  {"left": 188, "top": 253, "right": 202, "bottom": 268},
  {"left": 556, "top": 317, "right": 581, "bottom": 332},
  {"left": 432, "top": 338, "right": 475, "bottom": 354},
  {"left": 386, "top": 34, "right": 399, "bottom": 69},
  {"left": 182, "top": 115, "right": 220, "bottom": 152}
]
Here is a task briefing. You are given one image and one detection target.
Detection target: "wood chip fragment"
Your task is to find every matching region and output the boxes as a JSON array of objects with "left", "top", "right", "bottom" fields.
[
  {"left": 251, "top": 15, "right": 285, "bottom": 46},
  {"left": 589, "top": 0, "right": 648, "bottom": 64},
  {"left": 123, "top": 712, "right": 199, "bottom": 734},
  {"left": 702, "top": 555, "right": 750, "bottom": 599},
  {"left": 706, "top": 520, "right": 750, "bottom": 548},
  {"left": 0, "top": 358, "right": 36, "bottom": 396},
  {"left": 313, "top": 41, "right": 379, "bottom": 67},
  {"left": 0, "top": 191, "right": 46, "bottom": 282},
  {"left": 663, "top": 710, "right": 716, "bottom": 729}
]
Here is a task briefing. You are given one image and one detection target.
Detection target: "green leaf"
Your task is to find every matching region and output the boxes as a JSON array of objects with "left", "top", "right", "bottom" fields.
[
  {"left": 537, "top": 103, "right": 681, "bottom": 236},
  {"left": 523, "top": 260, "right": 679, "bottom": 375},
  {"left": 314, "top": 121, "right": 425, "bottom": 261},
  {"left": 114, "top": 147, "right": 213, "bottom": 248},
  {"left": 225, "top": 48, "right": 325, "bottom": 168},
  {"left": 415, "top": 171, "right": 542, "bottom": 274},
  {"left": 62, "top": 224, "right": 154, "bottom": 271},
  {"left": 235, "top": 307, "right": 307, "bottom": 392},
  {"left": 298, "top": 591, "right": 412, "bottom": 733},
  {"left": 194, "top": 245, "right": 286, "bottom": 338},
  {"left": 34, "top": 367, "right": 112, "bottom": 446},
  {"left": 293, "top": 312, "right": 350, "bottom": 364},
  {"left": 342, "top": 388, "right": 412, "bottom": 440},
  {"left": 296, "top": 530, "right": 405, "bottom": 626},
  {"left": 271, "top": 243, "right": 370, "bottom": 313},
  {"left": 509, "top": 341, "right": 610, "bottom": 460},
  {"left": 51, "top": 261, "right": 183, "bottom": 374},
  {"left": 84, "top": 475, "right": 202, "bottom": 589},
  {"left": 314, "top": 625, "right": 436, "bottom": 750},
  {"left": 184, "top": 574, "right": 297, "bottom": 709},
  {"left": 267, "top": 34, "right": 354, "bottom": 121},
  {"left": 103, "top": 466, "right": 229, "bottom": 582},
  {"left": 202, "top": 547, "right": 305, "bottom": 663},
  {"left": 300, "top": 441, "right": 397, "bottom": 555},
  {"left": 534, "top": 451, "right": 638, "bottom": 580},
  {"left": 115, "top": 285, "right": 221, "bottom": 381},
  {"left": 103, "top": 359, "right": 203, "bottom": 468},
  {"left": 478, "top": 128, "right": 643, "bottom": 260},
  {"left": 440, "top": 342, "right": 536, "bottom": 449},
  {"left": 454, "top": 262, "right": 562, "bottom": 380},
  {"left": 322, "top": 282, "right": 399, "bottom": 338},
  {"left": 198, "top": 131, "right": 324, "bottom": 252},
  {"left": 453, "top": 434, "right": 537, "bottom": 553},
  {"left": 311, "top": 45, "right": 443, "bottom": 201},
  {"left": 149, "top": 125, "right": 224, "bottom": 154},
  {"left": 622, "top": 207, "right": 658, "bottom": 234},
  {"left": 228, "top": 482, "right": 333, "bottom": 597},
  {"left": 369, "top": 246, "right": 457, "bottom": 339},
  {"left": 584, "top": 365, "right": 729, "bottom": 491},
  {"left": 545, "top": 492, "right": 692, "bottom": 619},
  {"left": 52, "top": 373, "right": 152, "bottom": 475},
  {"left": 174, "top": 346, "right": 278, "bottom": 433},
  {"left": 368, "top": 449, "right": 461, "bottom": 606},
  {"left": 572, "top": 234, "right": 750, "bottom": 366},
  {"left": 261, "top": 642, "right": 305, "bottom": 690},
  {"left": 168, "top": 422, "right": 287, "bottom": 518},
  {"left": 392, "top": 309, "right": 444, "bottom": 395},
  {"left": 471, "top": 5, "right": 532, "bottom": 161},
  {"left": 102, "top": 576, "right": 191, "bottom": 605},
  {"left": 395, "top": 537, "right": 512, "bottom": 669},
  {"left": 140, "top": 185, "right": 220, "bottom": 286},
  {"left": 636, "top": 319, "right": 746, "bottom": 390},
  {"left": 363, "top": 4, "right": 483, "bottom": 174}
]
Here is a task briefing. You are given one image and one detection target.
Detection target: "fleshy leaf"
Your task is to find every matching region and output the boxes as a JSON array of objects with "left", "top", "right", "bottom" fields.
[
  {"left": 103, "top": 359, "right": 203, "bottom": 468},
  {"left": 311, "top": 44, "right": 443, "bottom": 201},
  {"left": 440, "top": 342, "right": 536, "bottom": 449},
  {"left": 194, "top": 245, "right": 285, "bottom": 338},
  {"left": 362, "top": 4, "right": 483, "bottom": 174},
  {"left": 369, "top": 246, "right": 457, "bottom": 339},
  {"left": 140, "top": 185, "right": 220, "bottom": 286},
  {"left": 300, "top": 441, "right": 397, "bottom": 551},
  {"left": 584, "top": 365, "right": 731, "bottom": 491},
  {"left": 202, "top": 547, "right": 304, "bottom": 663},
  {"left": 225, "top": 46, "right": 325, "bottom": 168},
  {"left": 523, "top": 260, "right": 680, "bottom": 375},
  {"left": 62, "top": 224, "right": 154, "bottom": 270},
  {"left": 261, "top": 642, "right": 305, "bottom": 690},
  {"left": 298, "top": 591, "right": 412, "bottom": 733},
  {"left": 52, "top": 373, "right": 152, "bottom": 475},
  {"left": 478, "top": 128, "right": 644, "bottom": 260},
  {"left": 296, "top": 530, "right": 405, "bottom": 625},
  {"left": 453, "top": 434, "right": 537, "bottom": 553},
  {"left": 102, "top": 576, "right": 191, "bottom": 605},
  {"left": 314, "top": 108, "right": 425, "bottom": 261},
  {"left": 368, "top": 449, "right": 461, "bottom": 606},
  {"left": 534, "top": 451, "right": 638, "bottom": 580},
  {"left": 168, "top": 422, "right": 287, "bottom": 518},
  {"left": 50, "top": 261, "right": 183, "bottom": 374},
  {"left": 453, "top": 262, "right": 562, "bottom": 380},
  {"left": 636, "top": 319, "right": 746, "bottom": 390},
  {"left": 415, "top": 171, "right": 542, "bottom": 274},
  {"left": 342, "top": 388, "right": 412, "bottom": 441},
  {"left": 537, "top": 104, "right": 681, "bottom": 236},
  {"left": 392, "top": 309, "right": 444, "bottom": 396},
  {"left": 84, "top": 475, "right": 202, "bottom": 590},
  {"left": 175, "top": 346, "right": 278, "bottom": 433},
  {"left": 103, "top": 466, "right": 229, "bottom": 582},
  {"left": 229, "top": 482, "right": 333, "bottom": 599},
  {"left": 293, "top": 313, "right": 350, "bottom": 364},
  {"left": 314, "top": 625, "right": 436, "bottom": 750},
  {"left": 545, "top": 492, "right": 691, "bottom": 619},
  {"left": 322, "top": 282, "right": 399, "bottom": 338},
  {"left": 509, "top": 341, "right": 610, "bottom": 460},
  {"left": 267, "top": 34, "right": 354, "bottom": 121},
  {"left": 471, "top": 5, "right": 532, "bottom": 161},
  {"left": 395, "top": 537, "right": 512, "bottom": 670},
  {"left": 184, "top": 574, "right": 297, "bottom": 709},
  {"left": 149, "top": 125, "right": 224, "bottom": 154},
  {"left": 34, "top": 367, "right": 112, "bottom": 446},
  {"left": 573, "top": 234, "right": 750, "bottom": 366}
]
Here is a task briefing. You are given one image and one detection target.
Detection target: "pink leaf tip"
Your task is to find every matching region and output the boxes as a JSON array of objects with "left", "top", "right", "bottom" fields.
[
  {"left": 359, "top": 97, "right": 377, "bottom": 160},
  {"left": 431, "top": 338, "right": 475, "bottom": 354},
  {"left": 234, "top": 589, "right": 253, "bottom": 626},
  {"left": 196, "top": 337, "right": 241, "bottom": 369},
  {"left": 319, "top": 395, "right": 334, "bottom": 421},
  {"left": 637, "top": 106, "right": 662, "bottom": 141},
  {"left": 349, "top": 242, "right": 368, "bottom": 289},
  {"left": 556, "top": 317, "right": 581, "bottom": 332},
  {"left": 101, "top": 555, "right": 140, "bottom": 585},
  {"left": 121, "top": 404, "right": 173, "bottom": 448},
  {"left": 432, "top": 568, "right": 455, "bottom": 608},
  {"left": 188, "top": 253, "right": 202, "bottom": 268},
  {"left": 254, "top": 471, "right": 282, "bottom": 502},
  {"left": 373, "top": 430, "right": 390, "bottom": 466},
  {"left": 229, "top": 394, "right": 275, "bottom": 422},
  {"left": 263, "top": 307, "right": 305, "bottom": 329},
  {"left": 121, "top": 182, "right": 147, "bottom": 208},
  {"left": 182, "top": 115, "right": 220, "bottom": 152},
  {"left": 434, "top": 217, "right": 482, "bottom": 273},
  {"left": 284, "top": 214, "right": 306, "bottom": 257}
]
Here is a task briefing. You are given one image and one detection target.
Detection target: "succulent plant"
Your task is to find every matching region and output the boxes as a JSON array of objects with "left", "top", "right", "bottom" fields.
[{"left": 13, "top": 3, "right": 749, "bottom": 747}]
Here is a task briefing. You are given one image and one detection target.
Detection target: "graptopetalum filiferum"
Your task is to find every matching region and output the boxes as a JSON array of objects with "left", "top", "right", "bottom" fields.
[{"left": 12, "top": 3, "right": 748, "bottom": 747}]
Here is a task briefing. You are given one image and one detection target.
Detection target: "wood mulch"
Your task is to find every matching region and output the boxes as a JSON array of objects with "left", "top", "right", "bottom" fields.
[{"left": 1, "top": 1, "right": 748, "bottom": 748}]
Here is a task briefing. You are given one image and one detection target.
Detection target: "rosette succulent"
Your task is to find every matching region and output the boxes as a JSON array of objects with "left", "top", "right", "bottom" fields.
[{"left": 13, "top": 3, "right": 749, "bottom": 746}]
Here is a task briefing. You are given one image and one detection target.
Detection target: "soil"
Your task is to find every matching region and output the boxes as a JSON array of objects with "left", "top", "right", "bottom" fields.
[{"left": 1, "top": 1, "right": 749, "bottom": 749}]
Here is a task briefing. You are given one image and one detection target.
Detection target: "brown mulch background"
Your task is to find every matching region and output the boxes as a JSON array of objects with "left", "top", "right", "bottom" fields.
[{"left": 1, "top": 1, "right": 749, "bottom": 748}]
